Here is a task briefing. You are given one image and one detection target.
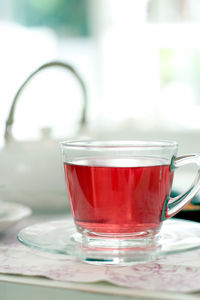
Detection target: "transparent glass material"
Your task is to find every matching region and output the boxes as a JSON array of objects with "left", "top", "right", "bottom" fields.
[
  {"left": 18, "top": 140, "right": 200, "bottom": 265},
  {"left": 18, "top": 218, "right": 200, "bottom": 265},
  {"left": 58, "top": 140, "right": 200, "bottom": 264}
]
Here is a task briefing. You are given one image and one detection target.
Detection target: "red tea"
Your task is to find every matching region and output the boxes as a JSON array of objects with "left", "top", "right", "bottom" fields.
[{"left": 64, "top": 157, "right": 173, "bottom": 236}]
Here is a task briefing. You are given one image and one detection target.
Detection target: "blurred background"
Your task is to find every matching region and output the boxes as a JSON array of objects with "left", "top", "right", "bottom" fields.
[
  {"left": 1, "top": 0, "right": 200, "bottom": 211},
  {"left": 1, "top": 0, "right": 200, "bottom": 143}
]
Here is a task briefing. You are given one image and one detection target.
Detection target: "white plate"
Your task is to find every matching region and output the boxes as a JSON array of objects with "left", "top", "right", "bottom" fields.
[{"left": 0, "top": 201, "right": 32, "bottom": 233}]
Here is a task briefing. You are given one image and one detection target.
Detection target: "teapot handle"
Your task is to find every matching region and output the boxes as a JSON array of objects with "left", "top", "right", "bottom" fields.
[{"left": 4, "top": 61, "right": 87, "bottom": 143}]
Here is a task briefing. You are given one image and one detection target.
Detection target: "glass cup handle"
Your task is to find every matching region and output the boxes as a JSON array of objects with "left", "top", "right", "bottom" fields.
[{"left": 161, "top": 154, "right": 200, "bottom": 221}]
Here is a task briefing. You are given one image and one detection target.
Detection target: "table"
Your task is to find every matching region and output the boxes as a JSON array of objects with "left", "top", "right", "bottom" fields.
[
  {"left": 2, "top": 274, "right": 200, "bottom": 300},
  {"left": 1, "top": 213, "right": 200, "bottom": 300}
]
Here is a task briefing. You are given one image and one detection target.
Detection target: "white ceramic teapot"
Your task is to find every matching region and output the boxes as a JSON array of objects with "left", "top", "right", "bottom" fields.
[{"left": 0, "top": 61, "right": 88, "bottom": 212}]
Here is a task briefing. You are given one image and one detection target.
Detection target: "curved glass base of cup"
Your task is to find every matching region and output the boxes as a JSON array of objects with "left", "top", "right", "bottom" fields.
[
  {"left": 76, "top": 223, "right": 161, "bottom": 239},
  {"left": 18, "top": 218, "right": 200, "bottom": 266},
  {"left": 72, "top": 233, "right": 160, "bottom": 264},
  {"left": 73, "top": 224, "right": 161, "bottom": 264}
]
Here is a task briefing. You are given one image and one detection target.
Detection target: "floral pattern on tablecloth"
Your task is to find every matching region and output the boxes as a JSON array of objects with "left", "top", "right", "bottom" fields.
[{"left": 1, "top": 244, "right": 200, "bottom": 292}]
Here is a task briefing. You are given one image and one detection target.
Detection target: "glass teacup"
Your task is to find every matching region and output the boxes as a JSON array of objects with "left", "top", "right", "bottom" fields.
[{"left": 60, "top": 140, "right": 200, "bottom": 263}]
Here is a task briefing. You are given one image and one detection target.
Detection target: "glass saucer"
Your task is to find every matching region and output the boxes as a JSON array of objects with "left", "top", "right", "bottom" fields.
[{"left": 18, "top": 218, "right": 200, "bottom": 265}]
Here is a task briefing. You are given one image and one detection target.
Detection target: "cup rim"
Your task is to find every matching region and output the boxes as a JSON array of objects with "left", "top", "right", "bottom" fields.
[{"left": 60, "top": 139, "right": 178, "bottom": 149}]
